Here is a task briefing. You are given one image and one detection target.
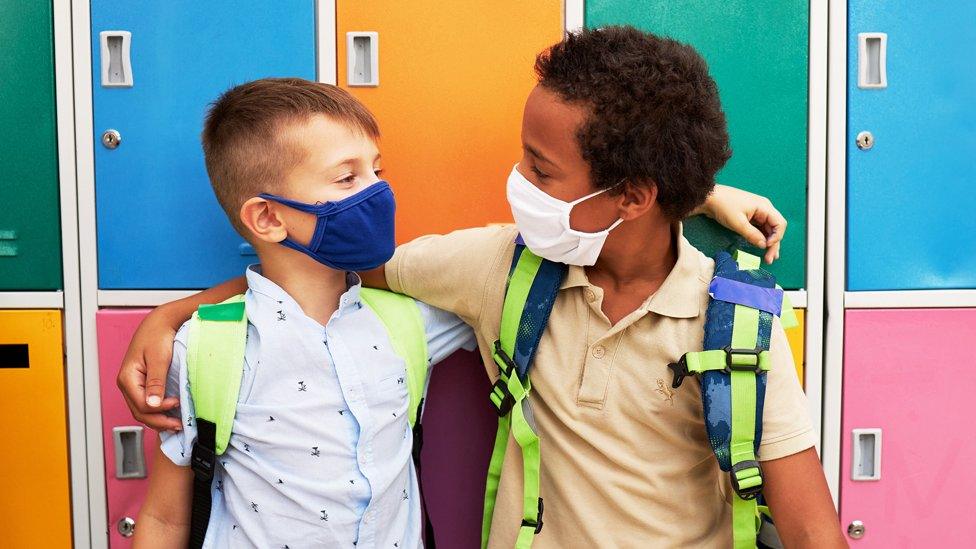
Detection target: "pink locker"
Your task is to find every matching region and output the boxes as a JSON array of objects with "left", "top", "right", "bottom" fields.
[
  {"left": 841, "top": 309, "right": 976, "bottom": 546},
  {"left": 98, "top": 309, "right": 157, "bottom": 546}
]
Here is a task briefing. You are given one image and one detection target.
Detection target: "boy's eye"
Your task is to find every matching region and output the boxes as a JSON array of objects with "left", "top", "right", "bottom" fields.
[
  {"left": 374, "top": 168, "right": 384, "bottom": 177},
  {"left": 339, "top": 174, "right": 356, "bottom": 184},
  {"left": 531, "top": 166, "right": 549, "bottom": 180}
]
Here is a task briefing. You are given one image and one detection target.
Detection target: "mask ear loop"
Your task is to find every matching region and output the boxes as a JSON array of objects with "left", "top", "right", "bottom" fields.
[{"left": 563, "top": 179, "right": 629, "bottom": 235}]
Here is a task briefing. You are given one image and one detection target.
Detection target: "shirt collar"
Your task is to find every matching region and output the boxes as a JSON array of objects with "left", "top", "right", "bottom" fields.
[
  {"left": 245, "top": 265, "right": 363, "bottom": 316},
  {"left": 558, "top": 223, "right": 706, "bottom": 319}
]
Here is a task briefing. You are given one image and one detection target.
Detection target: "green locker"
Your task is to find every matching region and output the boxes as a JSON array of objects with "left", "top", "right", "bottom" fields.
[
  {"left": 0, "top": 1, "right": 62, "bottom": 290},
  {"left": 587, "top": 1, "right": 809, "bottom": 289}
]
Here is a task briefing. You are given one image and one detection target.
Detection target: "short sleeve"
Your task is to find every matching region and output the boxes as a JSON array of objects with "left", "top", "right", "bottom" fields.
[
  {"left": 416, "top": 301, "right": 477, "bottom": 366},
  {"left": 386, "top": 225, "right": 516, "bottom": 326},
  {"left": 757, "top": 316, "right": 817, "bottom": 461},
  {"left": 158, "top": 322, "right": 197, "bottom": 467}
]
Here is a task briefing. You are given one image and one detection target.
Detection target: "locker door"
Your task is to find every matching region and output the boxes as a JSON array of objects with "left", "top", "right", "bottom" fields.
[
  {"left": 0, "top": 1, "right": 62, "bottom": 290},
  {"left": 336, "top": 3, "right": 562, "bottom": 546},
  {"left": 587, "top": 1, "right": 810, "bottom": 289},
  {"left": 97, "top": 308, "right": 157, "bottom": 546},
  {"left": 0, "top": 310, "right": 71, "bottom": 547},
  {"left": 91, "top": 1, "right": 315, "bottom": 289},
  {"left": 841, "top": 309, "right": 976, "bottom": 546},
  {"left": 337, "top": 0, "right": 564, "bottom": 243},
  {"left": 846, "top": 2, "right": 976, "bottom": 290}
]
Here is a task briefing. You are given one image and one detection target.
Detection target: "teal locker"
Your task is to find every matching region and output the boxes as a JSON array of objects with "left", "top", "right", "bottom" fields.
[
  {"left": 587, "top": 1, "right": 809, "bottom": 289},
  {"left": 0, "top": 1, "right": 62, "bottom": 290}
]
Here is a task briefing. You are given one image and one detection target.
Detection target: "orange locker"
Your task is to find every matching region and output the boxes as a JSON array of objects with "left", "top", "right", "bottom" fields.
[
  {"left": 0, "top": 310, "right": 71, "bottom": 547},
  {"left": 337, "top": 0, "right": 564, "bottom": 242}
]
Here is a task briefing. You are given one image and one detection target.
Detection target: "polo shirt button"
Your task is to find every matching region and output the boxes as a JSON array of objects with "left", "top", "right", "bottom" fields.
[
  {"left": 592, "top": 345, "right": 606, "bottom": 359},
  {"left": 584, "top": 289, "right": 596, "bottom": 303}
]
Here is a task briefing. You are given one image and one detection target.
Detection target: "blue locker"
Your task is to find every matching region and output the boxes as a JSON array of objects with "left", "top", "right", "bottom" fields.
[
  {"left": 847, "top": 2, "right": 976, "bottom": 290},
  {"left": 91, "top": 1, "right": 315, "bottom": 289}
]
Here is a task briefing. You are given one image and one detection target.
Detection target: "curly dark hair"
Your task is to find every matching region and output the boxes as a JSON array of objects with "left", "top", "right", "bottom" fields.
[{"left": 535, "top": 26, "right": 731, "bottom": 220}]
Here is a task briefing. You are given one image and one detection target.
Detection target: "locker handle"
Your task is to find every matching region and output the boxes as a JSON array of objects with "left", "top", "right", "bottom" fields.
[
  {"left": 851, "top": 428, "right": 882, "bottom": 480},
  {"left": 347, "top": 32, "right": 379, "bottom": 87},
  {"left": 100, "top": 31, "right": 134, "bottom": 87},
  {"left": 858, "top": 33, "right": 887, "bottom": 89},
  {"left": 113, "top": 426, "right": 147, "bottom": 479},
  {"left": 0, "top": 344, "right": 29, "bottom": 368}
]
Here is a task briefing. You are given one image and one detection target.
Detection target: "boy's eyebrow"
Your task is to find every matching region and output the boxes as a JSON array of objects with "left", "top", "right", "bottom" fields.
[{"left": 524, "top": 144, "right": 554, "bottom": 167}]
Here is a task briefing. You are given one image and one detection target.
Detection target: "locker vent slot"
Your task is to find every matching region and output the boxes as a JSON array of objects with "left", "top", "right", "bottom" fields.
[{"left": 0, "top": 344, "right": 29, "bottom": 368}]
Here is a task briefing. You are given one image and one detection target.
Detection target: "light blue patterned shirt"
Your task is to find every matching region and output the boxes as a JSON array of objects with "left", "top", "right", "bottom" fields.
[{"left": 160, "top": 266, "right": 476, "bottom": 549}]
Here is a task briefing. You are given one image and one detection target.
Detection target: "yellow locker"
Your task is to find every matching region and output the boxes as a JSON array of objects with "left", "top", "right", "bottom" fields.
[
  {"left": 337, "top": 0, "right": 564, "bottom": 242},
  {"left": 0, "top": 310, "right": 71, "bottom": 547},
  {"left": 784, "top": 309, "right": 805, "bottom": 387}
]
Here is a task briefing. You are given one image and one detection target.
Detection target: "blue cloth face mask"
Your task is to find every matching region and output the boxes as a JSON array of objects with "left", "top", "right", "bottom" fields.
[{"left": 258, "top": 181, "right": 396, "bottom": 271}]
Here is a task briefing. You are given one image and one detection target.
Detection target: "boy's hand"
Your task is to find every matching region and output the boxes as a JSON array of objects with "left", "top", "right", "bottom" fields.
[
  {"left": 695, "top": 184, "right": 788, "bottom": 265},
  {"left": 117, "top": 276, "right": 248, "bottom": 430},
  {"left": 117, "top": 306, "right": 183, "bottom": 432}
]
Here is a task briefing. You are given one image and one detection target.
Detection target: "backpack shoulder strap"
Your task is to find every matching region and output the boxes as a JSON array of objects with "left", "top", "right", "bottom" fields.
[
  {"left": 483, "top": 242, "right": 567, "bottom": 549},
  {"left": 669, "top": 250, "right": 785, "bottom": 549},
  {"left": 185, "top": 294, "right": 247, "bottom": 549},
  {"left": 186, "top": 294, "right": 248, "bottom": 454},
  {"left": 359, "top": 287, "right": 435, "bottom": 547},
  {"left": 360, "top": 287, "right": 430, "bottom": 426}
]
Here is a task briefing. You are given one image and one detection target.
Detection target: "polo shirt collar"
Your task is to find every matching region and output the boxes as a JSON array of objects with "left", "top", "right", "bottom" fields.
[{"left": 558, "top": 223, "right": 704, "bottom": 319}]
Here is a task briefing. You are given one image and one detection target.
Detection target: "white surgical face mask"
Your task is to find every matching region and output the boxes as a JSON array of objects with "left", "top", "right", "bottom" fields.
[{"left": 506, "top": 164, "right": 624, "bottom": 266}]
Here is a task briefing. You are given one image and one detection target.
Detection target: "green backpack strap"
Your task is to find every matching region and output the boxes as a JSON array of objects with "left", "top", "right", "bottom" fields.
[
  {"left": 360, "top": 288, "right": 435, "bottom": 547},
  {"left": 360, "top": 288, "right": 431, "bottom": 425},
  {"left": 186, "top": 294, "right": 248, "bottom": 455},
  {"left": 185, "top": 294, "right": 247, "bottom": 549}
]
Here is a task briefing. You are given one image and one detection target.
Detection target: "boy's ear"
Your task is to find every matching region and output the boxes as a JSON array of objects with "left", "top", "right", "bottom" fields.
[
  {"left": 616, "top": 179, "right": 659, "bottom": 220},
  {"left": 240, "top": 197, "right": 288, "bottom": 243}
]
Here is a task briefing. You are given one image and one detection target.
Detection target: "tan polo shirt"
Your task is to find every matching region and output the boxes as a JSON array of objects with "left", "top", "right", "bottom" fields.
[{"left": 387, "top": 224, "right": 815, "bottom": 548}]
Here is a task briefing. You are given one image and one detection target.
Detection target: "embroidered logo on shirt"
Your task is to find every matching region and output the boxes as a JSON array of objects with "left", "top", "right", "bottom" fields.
[
  {"left": 320, "top": 510, "right": 329, "bottom": 521},
  {"left": 655, "top": 378, "right": 675, "bottom": 405},
  {"left": 311, "top": 446, "right": 320, "bottom": 457},
  {"left": 277, "top": 310, "right": 286, "bottom": 321},
  {"left": 298, "top": 381, "right": 307, "bottom": 392}
]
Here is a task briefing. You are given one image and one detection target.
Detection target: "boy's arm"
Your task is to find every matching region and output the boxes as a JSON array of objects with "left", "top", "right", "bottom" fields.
[
  {"left": 133, "top": 446, "right": 193, "bottom": 549},
  {"left": 117, "top": 276, "right": 246, "bottom": 431},
  {"left": 692, "top": 184, "right": 788, "bottom": 265},
  {"left": 763, "top": 448, "right": 848, "bottom": 548}
]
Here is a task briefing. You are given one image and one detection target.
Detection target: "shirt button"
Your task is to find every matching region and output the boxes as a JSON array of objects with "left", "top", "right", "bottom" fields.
[
  {"left": 584, "top": 289, "right": 596, "bottom": 303},
  {"left": 592, "top": 345, "right": 606, "bottom": 359}
]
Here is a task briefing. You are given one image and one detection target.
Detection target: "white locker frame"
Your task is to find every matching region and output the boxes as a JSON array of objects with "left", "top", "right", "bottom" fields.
[
  {"left": 822, "top": 0, "right": 976, "bottom": 508},
  {"left": 566, "top": 0, "right": 830, "bottom": 471}
]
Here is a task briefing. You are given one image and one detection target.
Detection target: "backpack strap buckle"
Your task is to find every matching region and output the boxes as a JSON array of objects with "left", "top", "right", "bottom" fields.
[
  {"left": 520, "top": 497, "right": 544, "bottom": 534},
  {"left": 730, "top": 460, "right": 764, "bottom": 500},
  {"left": 723, "top": 346, "right": 765, "bottom": 374},
  {"left": 668, "top": 355, "right": 691, "bottom": 388},
  {"left": 489, "top": 340, "right": 518, "bottom": 416}
]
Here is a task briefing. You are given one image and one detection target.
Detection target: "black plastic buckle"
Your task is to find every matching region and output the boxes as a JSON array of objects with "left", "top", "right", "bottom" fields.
[
  {"left": 730, "top": 460, "right": 764, "bottom": 500},
  {"left": 493, "top": 340, "right": 517, "bottom": 378},
  {"left": 520, "top": 498, "right": 544, "bottom": 535},
  {"left": 490, "top": 378, "right": 516, "bottom": 417},
  {"left": 190, "top": 442, "right": 216, "bottom": 482},
  {"left": 668, "top": 355, "right": 690, "bottom": 388},
  {"left": 723, "top": 346, "right": 764, "bottom": 374}
]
